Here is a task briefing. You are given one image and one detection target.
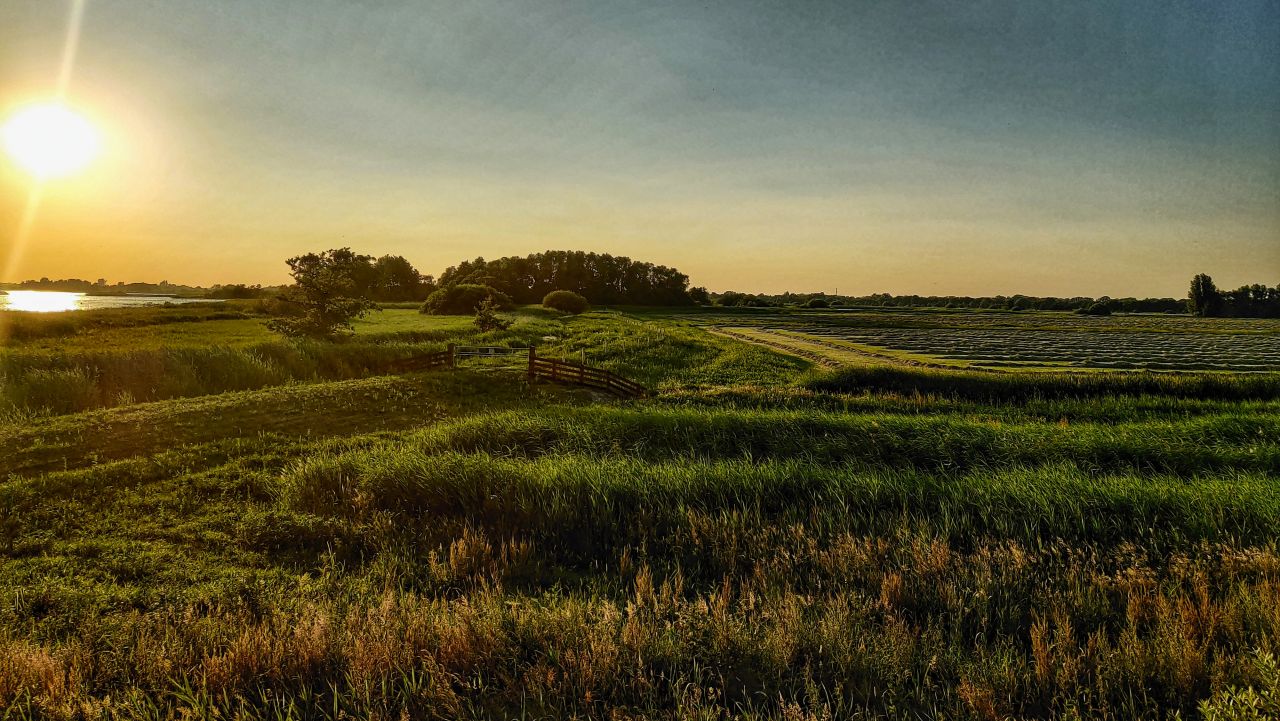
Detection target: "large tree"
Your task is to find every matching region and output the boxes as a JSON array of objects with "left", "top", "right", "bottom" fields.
[
  {"left": 367, "top": 254, "right": 433, "bottom": 301},
  {"left": 268, "top": 248, "right": 379, "bottom": 339},
  {"left": 1188, "top": 273, "right": 1222, "bottom": 317}
]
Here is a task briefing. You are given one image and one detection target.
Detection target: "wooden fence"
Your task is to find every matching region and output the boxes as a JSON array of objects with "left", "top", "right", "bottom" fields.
[
  {"left": 526, "top": 348, "right": 648, "bottom": 399},
  {"left": 455, "top": 345, "right": 525, "bottom": 359},
  {"left": 391, "top": 345, "right": 648, "bottom": 399},
  {"left": 388, "top": 348, "right": 453, "bottom": 373}
]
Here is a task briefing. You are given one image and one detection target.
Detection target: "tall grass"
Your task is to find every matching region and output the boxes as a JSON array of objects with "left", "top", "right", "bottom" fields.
[
  {"left": 3, "top": 309, "right": 1279, "bottom": 719},
  {"left": 0, "top": 314, "right": 561, "bottom": 416},
  {"left": 0, "top": 342, "right": 422, "bottom": 415},
  {"left": 280, "top": 451, "right": 1280, "bottom": 551},
  {"left": 3, "top": 426, "right": 1278, "bottom": 718},
  {"left": 394, "top": 406, "right": 1280, "bottom": 475}
]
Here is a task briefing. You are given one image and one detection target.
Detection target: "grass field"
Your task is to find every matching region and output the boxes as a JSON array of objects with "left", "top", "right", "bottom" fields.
[{"left": 1, "top": 305, "right": 1278, "bottom": 719}]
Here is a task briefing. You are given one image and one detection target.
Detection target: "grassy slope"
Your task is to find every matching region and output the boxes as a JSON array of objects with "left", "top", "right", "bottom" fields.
[
  {"left": 0, "top": 308, "right": 805, "bottom": 418},
  {"left": 1, "top": 306, "right": 1278, "bottom": 719},
  {"left": 0, "top": 370, "right": 574, "bottom": 477}
]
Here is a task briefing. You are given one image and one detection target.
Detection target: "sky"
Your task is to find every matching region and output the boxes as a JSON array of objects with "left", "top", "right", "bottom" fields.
[{"left": 1, "top": 0, "right": 1277, "bottom": 297}]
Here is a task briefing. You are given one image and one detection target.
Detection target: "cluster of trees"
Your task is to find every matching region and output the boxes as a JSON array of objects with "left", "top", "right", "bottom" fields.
[
  {"left": 341, "top": 253, "right": 437, "bottom": 302},
  {"left": 714, "top": 277, "right": 1280, "bottom": 318},
  {"left": 714, "top": 291, "right": 782, "bottom": 308},
  {"left": 4, "top": 259, "right": 435, "bottom": 303},
  {"left": 1188, "top": 274, "right": 1280, "bottom": 318},
  {"left": 207, "top": 283, "right": 275, "bottom": 299},
  {"left": 269, "top": 249, "right": 618, "bottom": 338},
  {"left": 438, "top": 251, "right": 701, "bottom": 305}
]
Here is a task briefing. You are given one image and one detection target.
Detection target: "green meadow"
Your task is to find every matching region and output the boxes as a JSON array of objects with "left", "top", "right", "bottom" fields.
[{"left": 2, "top": 305, "right": 1279, "bottom": 719}]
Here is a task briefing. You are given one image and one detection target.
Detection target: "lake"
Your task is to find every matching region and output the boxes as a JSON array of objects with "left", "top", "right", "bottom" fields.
[{"left": 0, "top": 290, "right": 222, "bottom": 313}]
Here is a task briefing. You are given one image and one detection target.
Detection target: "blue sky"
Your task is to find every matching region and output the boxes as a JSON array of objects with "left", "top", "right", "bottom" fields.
[{"left": 2, "top": 0, "right": 1277, "bottom": 295}]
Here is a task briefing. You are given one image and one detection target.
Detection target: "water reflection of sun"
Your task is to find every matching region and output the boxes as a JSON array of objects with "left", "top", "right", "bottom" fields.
[{"left": 1, "top": 291, "right": 84, "bottom": 312}]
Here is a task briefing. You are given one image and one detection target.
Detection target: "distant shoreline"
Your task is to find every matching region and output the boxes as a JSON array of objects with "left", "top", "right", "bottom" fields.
[{"left": 0, "top": 289, "right": 204, "bottom": 299}]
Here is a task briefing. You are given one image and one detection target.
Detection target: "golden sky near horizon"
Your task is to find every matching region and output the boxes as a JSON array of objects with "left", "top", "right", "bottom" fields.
[{"left": 2, "top": 1, "right": 1277, "bottom": 297}]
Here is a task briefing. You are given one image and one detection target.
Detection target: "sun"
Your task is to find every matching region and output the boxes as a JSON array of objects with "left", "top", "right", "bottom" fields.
[{"left": 2, "top": 103, "right": 101, "bottom": 180}]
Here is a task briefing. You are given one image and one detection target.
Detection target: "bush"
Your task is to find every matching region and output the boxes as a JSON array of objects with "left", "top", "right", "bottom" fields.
[
  {"left": 420, "top": 284, "right": 513, "bottom": 315},
  {"left": 804, "top": 298, "right": 829, "bottom": 308},
  {"left": 1076, "top": 302, "right": 1113, "bottom": 316},
  {"left": 542, "top": 290, "right": 590, "bottom": 315}
]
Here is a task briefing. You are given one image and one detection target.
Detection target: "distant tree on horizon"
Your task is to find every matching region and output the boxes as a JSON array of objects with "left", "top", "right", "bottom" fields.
[{"left": 1188, "top": 273, "right": 1222, "bottom": 317}]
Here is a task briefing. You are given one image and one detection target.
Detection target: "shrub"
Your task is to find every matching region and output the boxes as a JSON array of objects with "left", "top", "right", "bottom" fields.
[
  {"left": 1076, "top": 302, "right": 1112, "bottom": 316},
  {"left": 804, "top": 298, "right": 829, "bottom": 309},
  {"left": 542, "top": 290, "right": 589, "bottom": 315},
  {"left": 474, "top": 296, "right": 513, "bottom": 332},
  {"left": 420, "top": 284, "right": 513, "bottom": 315},
  {"left": 1199, "top": 650, "right": 1280, "bottom": 720}
]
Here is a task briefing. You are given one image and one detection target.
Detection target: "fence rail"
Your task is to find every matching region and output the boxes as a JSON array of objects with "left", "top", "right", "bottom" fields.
[
  {"left": 389, "top": 348, "right": 453, "bottom": 373},
  {"left": 391, "top": 344, "right": 648, "bottom": 399},
  {"left": 455, "top": 345, "right": 525, "bottom": 358},
  {"left": 527, "top": 352, "right": 648, "bottom": 399}
]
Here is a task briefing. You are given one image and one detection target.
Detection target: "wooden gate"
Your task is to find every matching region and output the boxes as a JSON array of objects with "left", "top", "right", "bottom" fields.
[{"left": 392, "top": 345, "right": 648, "bottom": 399}]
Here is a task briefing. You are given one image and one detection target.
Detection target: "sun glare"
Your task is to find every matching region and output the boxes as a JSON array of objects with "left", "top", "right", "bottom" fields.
[
  {"left": 1, "top": 103, "right": 101, "bottom": 180},
  {"left": 0, "top": 291, "right": 84, "bottom": 312}
]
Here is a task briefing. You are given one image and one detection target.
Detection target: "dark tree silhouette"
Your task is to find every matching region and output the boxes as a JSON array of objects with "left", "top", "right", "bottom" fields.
[
  {"left": 367, "top": 255, "right": 433, "bottom": 301},
  {"left": 437, "top": 250, "right": 695, "bottom": 305},
  {"left": 1188, "top": 273, "right": 1222, "bottom": 317},
  {"left": 268, "top": 248, "right": 379, "bottom": 339}
]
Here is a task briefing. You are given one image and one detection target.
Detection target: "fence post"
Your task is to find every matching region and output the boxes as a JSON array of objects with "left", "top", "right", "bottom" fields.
[
  {"left": 447, "top": 343, "right": 456, "bottom": 369},
  {"left": 527, "top": 346, "right": 536, "bottom": 383}
]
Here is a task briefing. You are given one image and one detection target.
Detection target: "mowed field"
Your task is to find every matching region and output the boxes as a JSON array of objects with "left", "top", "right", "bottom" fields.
[
  {"left": 1, "top": 304, "right": 1279, "bottom": 720},
  {"left": 701, "top": 308, "right": 1280, "bottom": 372}
]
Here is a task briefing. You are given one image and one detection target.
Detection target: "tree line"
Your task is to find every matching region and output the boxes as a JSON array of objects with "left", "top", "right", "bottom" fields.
[
  {"left": 714, "top": 275, "right": 1280, "bottom": 318},
  {"left": 712, "top": 291, "right": 1187, "bottom": 313},
  {"left": 1188, "top": 274, "right": 1280, "bottom": 318},
  {"left": 437, "top": 250, "right": 700, "bottom": 305},
  {"left": 216, "top": 254, "right": 437, "bottom": 302},
  {"left": 264, "top": 248, "right": 700, "bottom": 338}
]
